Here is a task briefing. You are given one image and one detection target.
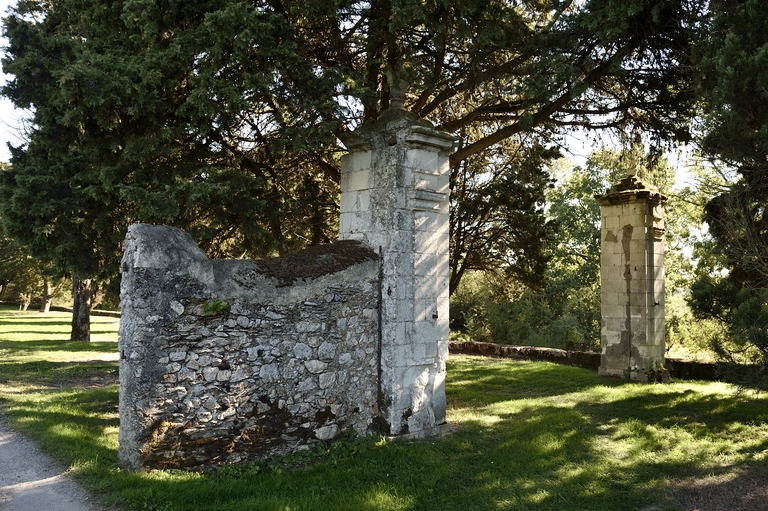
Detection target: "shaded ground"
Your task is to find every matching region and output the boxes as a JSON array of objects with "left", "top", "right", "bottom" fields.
[{"left": 661, "top": 466, "right": 768, "bottom": 511}]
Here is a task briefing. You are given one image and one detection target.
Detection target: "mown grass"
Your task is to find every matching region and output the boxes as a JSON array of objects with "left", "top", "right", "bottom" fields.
[
  {"left": 0, "top": 309, "right": 119, "bottom": 392},
  {"left": 0, "top": 307, "right": 767, "bottom": 510}
]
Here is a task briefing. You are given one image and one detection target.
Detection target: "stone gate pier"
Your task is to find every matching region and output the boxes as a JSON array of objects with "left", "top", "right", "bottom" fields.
[
  {"left": 339, "top": 104, "right": 455, "bottom": 436},
  {"left": 595, "top": 173, "right": 667, "bottom": 381}
]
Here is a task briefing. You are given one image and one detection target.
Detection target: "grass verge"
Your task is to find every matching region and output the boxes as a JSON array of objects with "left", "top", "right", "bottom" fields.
[{"left": 0, "top": 308, "right": 767, "bottom": 510}]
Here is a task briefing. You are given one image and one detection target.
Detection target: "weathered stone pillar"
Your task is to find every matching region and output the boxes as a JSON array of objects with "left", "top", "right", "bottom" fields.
[
  {"left": 338, "top": 104, "right": 454, "bottom": 436},
  {"left": 595, "top": 174, "right": 667, "bottom": 381}
]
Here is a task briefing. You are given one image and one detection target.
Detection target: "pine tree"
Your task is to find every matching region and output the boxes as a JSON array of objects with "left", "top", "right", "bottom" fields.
[{"left": 689, "top": 0, "right": 768, "bottom": 385}]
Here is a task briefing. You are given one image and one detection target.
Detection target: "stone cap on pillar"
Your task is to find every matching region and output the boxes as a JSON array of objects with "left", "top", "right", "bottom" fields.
[
  {"left": 594, "top": 173, "right": 667, "bottom": 206},
  {"left": 338, "top": 108, "right": 456, "bottom": 153},
  {"left": 338, "top": 75, "right": 457, "bottom": 152}
]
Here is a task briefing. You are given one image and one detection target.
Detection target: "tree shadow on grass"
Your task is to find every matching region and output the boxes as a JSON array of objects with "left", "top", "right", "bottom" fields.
[
  {"left": 446, "top": 355, "right": 616, "bottom": 407},
  {"left": 1, "top": 387, "right": 119, "bottom": 469},
  {"left": 0, "top": 339, "right": 118, "bottom": 353},
  {"left": 0, "top": 360, "right": 118, "bottom": 389},
  {"left": 124, "top": 402, "right": 679, "bottom": 511},
  {"left": 662, "top": 463, "right": 768, "bottom": 511},
  {"left": 112, "top": 361, "right": 768, "bottom": 511}
]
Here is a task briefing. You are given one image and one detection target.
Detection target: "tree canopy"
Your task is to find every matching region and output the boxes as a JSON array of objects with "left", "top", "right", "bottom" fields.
[
  {"left": 1, "top": 0, "right": 706, "bottom": 337},
  {"left": 695, "top": 0, "right": 768, "bottom": 289},
  {"left": 687, "top": 0, "right": 768, "bottom": 384}
]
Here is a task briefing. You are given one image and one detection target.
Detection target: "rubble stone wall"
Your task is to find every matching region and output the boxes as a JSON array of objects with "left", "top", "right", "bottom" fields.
[{"left": 118, "top": 223, "right": 380, "bottom": 470}]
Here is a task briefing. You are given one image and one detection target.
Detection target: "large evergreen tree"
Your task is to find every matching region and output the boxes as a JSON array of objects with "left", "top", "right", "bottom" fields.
[
  {"left": 1, "top": 0, "right": 704, "bottom": 339},
  {"left": 695, "top": 0, "right": 768, "bottom": 288},
  {"left": 689, "top": 0, "right": 768, "bottom": 384}
]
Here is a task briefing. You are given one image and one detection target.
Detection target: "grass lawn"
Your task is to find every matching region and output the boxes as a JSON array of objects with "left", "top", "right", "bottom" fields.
[{"left": 0, "top": 307, "right": 767, "bottom": 510}]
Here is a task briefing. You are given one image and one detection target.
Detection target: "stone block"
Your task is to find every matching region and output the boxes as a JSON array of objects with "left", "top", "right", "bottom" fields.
[
  {"left": 395, "top": 295, "right": 415, "bottom": 323},
  {"left": 651, "top": 263, "right": 664, "bottom": 281},
  {"left": 602, "top": 317, "right": 627, "bottom": 333},
  {"left": 411, "top": 338, "right": 438, "bottom": 365},
  {"left": 602, "top": 291, "right": 629, "bottom": 308},
  {"left": 602, "top": 228, "right": 620, "bottom": 246},
  {"left": 603, "top": 215, "right": 620, "bottom": 229},
  {"left": 629, "top": 278, "right": 650, "bottom": 296},
  {"left": 622, "top": 203, "right": 643, "bottom": 217},
  {"left": 629, "top": 292, "right": 651, "bottom": 310},
  {"left": 413, "top": 210, "right": 444, "bottom": 232},
  {"left": 415, "top": 229, "right": 449, "bottom": 257},
  {"left": 600, "top": 262, "right": 621, "bottom": 281},
  {"left": 405, "top": 148, "right": 440, "bottom": 172},
  {"left": 339, "top": 189, "right": 370, "bottom": 214},
  {"left": 338, "top": 214, "right": 370, "bottom": 239},
  {"left": 412, "top": 318, "right": 437, "bottom": 343},
  {"left": 601, "top": 278, "right": 628, "bottom": 295},
  {"left": 259, "top": 363, "right": 279, "bottom": 382},
  {"left": 598, "top": 366, "right": 624, "bottom": 378},
  {"left": 342, "top": 169, "right": 371, "bottom": 192},
  {"left": 293, "top": 343, "right": 313, "bottom": 359},
  {"left": 601, "top": 303, "right": 627, "bottom": 320},
  {"left": 627, "top": 239, "right": 647, "bottom": 258},
  {"left": 414, "top": 252, "right": 440, "bottom": 277},
  {"left": 411, "top": 172, "right": 440, "bottom": 191},
  {"left": 341, "top": 150, "right": 372, "bottom": 173},
  {"left": 315, "top": 424, "right": 340, "bottom": 441},
  {"left": 319, "top": 372, "right": 336, "bottom": 389},
  {"left": 413, "top": 281, "right": 438, "bottom": 303},
  {"left": 382, "top": 321, "right": 407, "bottom": 347}
]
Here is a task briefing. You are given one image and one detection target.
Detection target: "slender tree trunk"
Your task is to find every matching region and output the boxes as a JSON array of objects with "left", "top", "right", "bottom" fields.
[
  {"left": 71, "top": 273, "right": 92, "bottom": 342},
  {"left": 39, "top": 279, "right": 53, "bottom": 313},
  {"left": 90, "top": 286, "right": 106, "bottom": 312},
  {"left": 18, "top": 294, "right": 31, "bottom": 311}
]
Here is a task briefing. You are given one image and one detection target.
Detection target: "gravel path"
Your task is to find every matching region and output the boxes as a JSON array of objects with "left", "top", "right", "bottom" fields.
[{"left": 0, "top": 417, "right": 109, "bottom": 511}]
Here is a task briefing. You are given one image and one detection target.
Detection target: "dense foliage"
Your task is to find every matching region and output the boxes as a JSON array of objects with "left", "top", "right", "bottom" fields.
[
  {"left": 0, "top": 0, "right": 705, "bottom": 339},
  {"left": 688, "top": 0, "right": 768, "bottom": 383},
  {"left": 696, "top": 0, "right": 768, "bottom": 288}
]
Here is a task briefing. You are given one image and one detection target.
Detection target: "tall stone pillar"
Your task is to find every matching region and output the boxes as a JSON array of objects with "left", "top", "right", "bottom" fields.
[
  {"left": 595, "top": 174, "right": 667, "bottom": 381},
  {"left": 338, "top": 104, "right": 455, "bottom": 436}
]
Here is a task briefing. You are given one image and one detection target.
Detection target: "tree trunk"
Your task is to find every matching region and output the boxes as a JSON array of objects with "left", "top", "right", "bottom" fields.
[
  {"left": 39, "top": 279, "right": 53, "bottom": 313},
  {"left": 90, "top": 286, "right": 106, "bottom": 312},
  {"left": 71, "top": 273, "right": 92, "bottom": 342},
  {"left": 18, "top": 294, "right": 31, "bottom": 311}
]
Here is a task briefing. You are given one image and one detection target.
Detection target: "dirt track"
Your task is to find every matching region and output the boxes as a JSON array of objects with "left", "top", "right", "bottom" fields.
[{"left": 0, "top": 416, "right": 109, "bottom": 511}]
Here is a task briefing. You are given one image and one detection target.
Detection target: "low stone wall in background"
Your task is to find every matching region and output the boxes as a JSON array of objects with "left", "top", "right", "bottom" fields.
[
  {"left": 449, "top": 341, "right": 602, "bottom": 370},
  {"left": 449, "top": 341, "right": 721, "bottom": 382},
  {"left": 119, "top": 224, "right": 381, "bottom": 470}
]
